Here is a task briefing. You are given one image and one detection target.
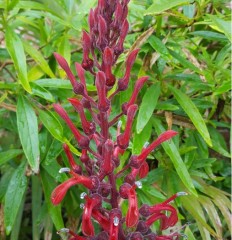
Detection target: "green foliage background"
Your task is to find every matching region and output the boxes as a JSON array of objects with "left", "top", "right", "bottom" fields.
[{"left": 0, "top": 0, "right": 231, "bottom": 239}]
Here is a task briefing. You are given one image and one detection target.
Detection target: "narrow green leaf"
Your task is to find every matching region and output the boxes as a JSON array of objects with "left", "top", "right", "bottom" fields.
[
  {"left": 17, "top": 96, "right": 40, "bottom": 173},
  {"left": 5, "top": 26, "right": 31, "bottom": 92},
  {"left": 23, "top": 41, "right": 55, "bottom": 78},
  {"left": 184, "top": 226, "right": 197, "bottom": 240},
  {"left": 168, "top": 49, "right": 201, "bottom": 73},
  {"left": 40, "top": 168, "right": 64, "bottom": 230},
  {"left": 213, "top": 80, "right": 231, "bottom": 95},
  {"left": 168, "top": 85, "right": 212, "bottom": 147},
  {"left": 38, "top": 109, "right": 64, "bottom": 142},
  {"left": 0, "top": 149, "right": 23, "bottom": 166},
  {"left": 145, "top": 0, "right": 192, "bottom": 15},
  {"left": 181, "top": 195, "right": 218, "bottom": 238},
  {"left": 32, "top": 176, "right": 42, "bottom": 240},
  {"left": 31, "top": 82, "right": 55, "bottom": 102},
  {"left": 4, "top": 160, "right": 28, "bottom": 235},
  {"left": 136, "top": 83, "right": 160, "bottom": 133},
  {"left": 133, "top": 120, "right": 152, "bottom": 154},
  {"left": 35, "top": 78, "right": 96, "bottom": 91},
  {"left": 148, "top": 35, "right": 170, "bottom": 59},
  {"left": 153, "top": 119, "right": 197, "bottom": 196},
  {"left": 189, "top": 31, "right": 228, "bottom": 42}
]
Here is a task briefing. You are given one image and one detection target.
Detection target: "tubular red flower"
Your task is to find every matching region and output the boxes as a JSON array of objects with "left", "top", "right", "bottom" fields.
[
  {"left": 82, "top": 194, "right": 102, "bottom": 236},
  {"left": 63, "top": 144, "right": 82, "bottom": 174},
  {"left": 109, "top": 209, "right": 121, "bottom": 240},
  {"left": 117, "top": 104, "right": 138, "bottom": 149},
  {"left": 131, "top": 161, "right": 149, "bottom": 179},
  {"left": 53, "top": 103, "right": 90, "bottom": 149},
  {"left": 118, "top": 49, "right": 139, "bottom": 91},
  {"left": 103, "top": 47, "right": 116, "bottom": 87},
  {"left": 92, "top": 209, "right": 110, "bottom": 231},
  {"left": 130, "top": 130, "right": 178, "bottom": 168},
  {"left": 122, "top": 76, "right": 149, "bottom": 114},
  {"left": 54, "top": 52, "right": 84, "bottom": 94},
  {"left": 68, "top": 98, "right": 96, "bottom": 135},
  {"left": 119, "top": 183, "right": 139, "bottom": 227},
  {"left": 96, "top": 71, "right": 110, "bottom": 112}
]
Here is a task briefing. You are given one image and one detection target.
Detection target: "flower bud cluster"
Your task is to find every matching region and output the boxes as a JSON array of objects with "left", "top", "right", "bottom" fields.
[{"left": 51, "top": 1, "right": 186, "bottom": 239}]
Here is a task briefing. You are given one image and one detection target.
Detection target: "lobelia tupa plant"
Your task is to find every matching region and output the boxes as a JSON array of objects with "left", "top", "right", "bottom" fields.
[{"left": 51, "top": 0, "right": 188, "bottom": 239}]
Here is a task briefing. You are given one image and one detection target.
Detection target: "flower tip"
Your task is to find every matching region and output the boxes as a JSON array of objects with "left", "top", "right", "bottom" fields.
[
  {"left": 59, "top": 167, "right": 70, "bottom": 174},
  {"left": 177, "top": 191, "right": 188, "bottom": 196}
]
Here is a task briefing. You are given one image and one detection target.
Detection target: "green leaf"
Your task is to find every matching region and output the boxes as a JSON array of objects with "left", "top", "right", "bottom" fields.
[
  {"left": 148, "top": 35, "right": 170, "bottom": 59},
  {"left": 5, "top": 26, "right": 31, "bottom": 93},
  {"left": 136, "top": 83, "right": 160, "bottom": 133},
  {"left": 23, "top": 41, "right": 55, "bottom": 78},
  {"left": 145, "top": 0, "right": 192, "bottom": 15},
  {"left": 168, "top": 49, "right": 201, "bottom": 73},
  {"left": 153, "top": 119, "right": 197, "bottom": 196},
  {"left": 4, "top": 160, "right": 28, "bottom": 235},
  {"left": 207, "top": 15, "right": 231, "bottom": 41},
  {"left": 32, "top": 176, "right": 42, "bottom": 240},
  {"left": 35, "top": 78, "right": 96, "bottom": 91},
  {"left": 17, "top": 96, "right": 40, "bottom": 173},
  {"left": 40, "top": 168, "right": 64, "bottom": 230},
  {"left": 168, "top": 85, "right": 212, "bottom": 147},
  {"left": 38, "top": 109, "right": 64, "bottom": 142},
  {"left": 133, "top": 120, "right": 152, "bottom": 154},
  {"left": 0, "top": 149, "right": 23, "bottom": 166},
  {"left": 31, "top": 82, "right": 55, "bottom": 102},
  {"left": 189, "top": 31, "right": 228, "bottom": 42},
  {"left": 213, "top": 80, "right": 231, "bottom": 95}
]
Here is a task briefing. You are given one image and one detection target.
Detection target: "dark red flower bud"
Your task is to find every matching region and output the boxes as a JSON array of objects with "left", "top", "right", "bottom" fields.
[
  {"left": 96, "top": 71, "right": 110, "bottom": 112},
  {"left": 117, "top": 104, "right": 138, "bottom": 149},
  {"left": 103, "top": 47, "right": 116, "bottom": 87},
  {"left": 54, "top": 53, "right": 84, "bottom": 95},
  {"left": 95, "top": 231, "right": 109, "bottom": 240},
  {"left": 68, "top": 98, "right": 96, "bottom": 135},
  {"left": 97, "top": 0, "right": 106, "bottom": 14},
  {"left": 144, "top": 233, "right": 157, "bottom": 240},
  {"left": 97, "top": 15, "right": 108, "bottom": 50},
  {"left": 130, "top": 130, "right": 178, "bottom": 168},
  {"left": 127, "top": 232, "right": 143, "bottom": 240},
  {"left": 80, "top": 149, "right": 90, "bottom": 163},
  {"left": 82, "top": 31, "right": 92, "bottom": 52},
  {"left": 99, "top": 182, "right": 111, "bottom": 197},
  {"left": 63, "top": 144, "right": 82, "bottom": 174},
  {"left": 136, "top": 221, "right": 149, "bottom": 234},
  {"left": 53, "top": 104, "right": 90, "bottom": 149},
  {"left": 113, "top": 2, "right": 123, "bottom": 25},
  {"left": 82, "top": 194, "right": 102, "bottom": 236},
  {"left": 118, "top": 49, "right": 139, "bottom": 91},
  {"left": 88, "top": 9, "right": 95, "bottom": 31},
  {"left": 139, "top": 204, "right": 151, "bottom": 217},
  {"left": 75, "top": 63, "right": 88, "bottom": 95},
  {"left": 122, "top": 76, "right": 149, "bottom": 114},
  {"left": 119, "top": 183, "right": 139, "bottom": 227},
  {"left": 102, "top": 139, "right": 114, "bottom": 174}
]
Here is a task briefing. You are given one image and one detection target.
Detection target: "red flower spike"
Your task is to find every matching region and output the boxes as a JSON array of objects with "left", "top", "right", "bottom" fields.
[
  {"left": 96, "top": 71, "right": 110, "bottom": 112},
  {"left": 92, "top": 209, "right": 110, "bottom": 231},
  {"left": 119, "top": 183, "right": 139, "bottom": 227},
  {"left": 122, "top": 76, "right": 149, "bottom": 114},
  {"left": 63, "top": 144, "right": 82, "bottom": 174},
  {"left": 130, "top": 130, "right": 178, "bottom": 168},
  {"left": 118, "top": 49, "right": 140, "bottom": 91},
  {"left": 75, "top": 63, "right": 88, "bottom": 95},
  {"left": 109, "top": 209, "right": 122, "bottom": 240},
  {"left": 82, "top": 194, "right": 102, "bottom": 236},
  {"left": 53, "top": 104, "right": 90, "bottom": 149},
  {"left": 54, "top": 53, "right": 84, "bottom": 94},
  {"left": 68, "top": 98, "right": 96, "bottom": 135},
  {"left": 102, "top": 139, "right": 114, "bottom": 174},
  {"left": 117, "top": 104, "right": 138, "bottom": 149}
]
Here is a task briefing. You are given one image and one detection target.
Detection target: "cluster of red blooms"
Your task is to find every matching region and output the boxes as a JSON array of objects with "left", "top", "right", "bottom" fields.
[{"left": 51, "top": 0, "right": 187, "bottom": 239}]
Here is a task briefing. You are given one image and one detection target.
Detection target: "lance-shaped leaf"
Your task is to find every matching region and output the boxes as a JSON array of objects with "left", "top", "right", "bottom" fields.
[
  {"left": 168, "top": 85, "right": 212, "bottom": 147},
  {"left": 17, "top": 96, "right": 40, "bottom": 173}
]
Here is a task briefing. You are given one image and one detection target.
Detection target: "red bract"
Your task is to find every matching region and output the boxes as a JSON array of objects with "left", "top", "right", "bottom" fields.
[{"left": 51, "top": 1, "right": 187, "bottom": 239}]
